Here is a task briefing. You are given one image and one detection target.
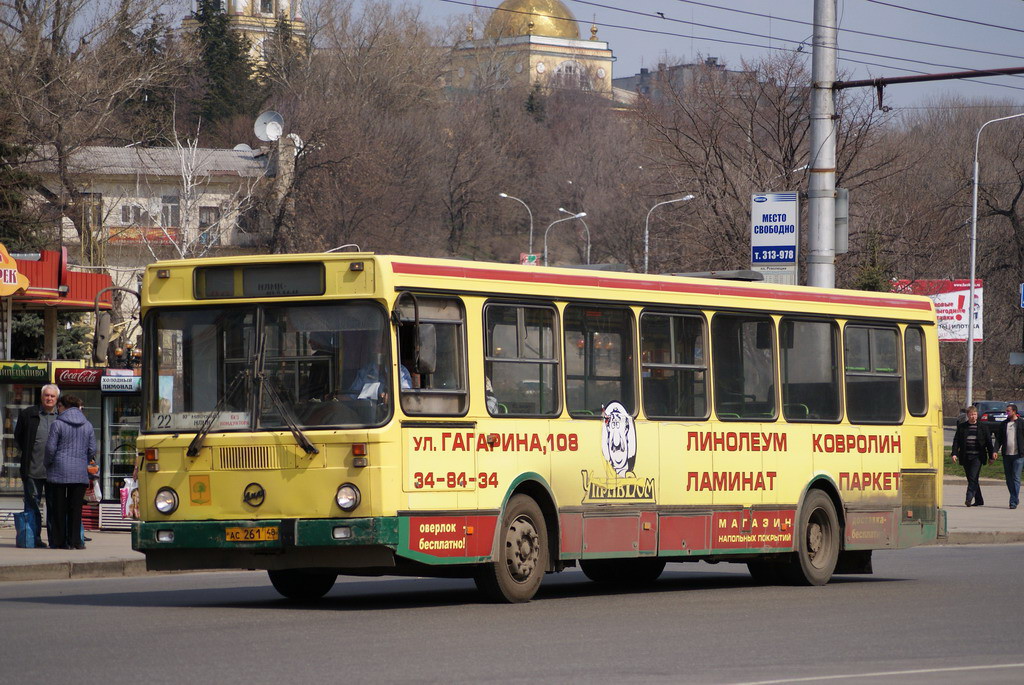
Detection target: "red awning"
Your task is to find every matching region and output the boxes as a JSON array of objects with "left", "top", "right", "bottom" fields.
[{"left": 12, "top": 249, "right": 113, "bottom": 311}]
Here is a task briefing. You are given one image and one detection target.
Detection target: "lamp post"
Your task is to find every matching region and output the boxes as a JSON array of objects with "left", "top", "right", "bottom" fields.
[
  {"left": 544, "top": 211, "right": 588, "bottom": 266},
  {"left": 498, "top": 192, "right": 534, "bottom": 255},
  {"left": 558, "top": 207, "right": 591, "bottom": 265},
  {"left": 966, "top": 112, "right": 1024, "bottom": 407},
  {"left": 644, "top": 195, "right": 694, "bottom": 274}
]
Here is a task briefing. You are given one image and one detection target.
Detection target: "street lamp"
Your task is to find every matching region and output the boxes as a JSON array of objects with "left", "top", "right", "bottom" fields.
[
  {"left": 499, "top": 192, "right": 534, "bottom": 255},
  {"left": 966, "top": 111, "right": 1024, "bottom": 407},
  {"left": 644, "top": 195, "right": 694, "bottom": 274},
  {"left": 558, "top": 207, "right": 591, "bottom": 265},
  {"left": 544, "top": 210, "right": 588, "bottom": 267}
]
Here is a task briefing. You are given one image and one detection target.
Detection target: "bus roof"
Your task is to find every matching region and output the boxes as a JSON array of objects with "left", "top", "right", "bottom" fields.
[{"left": 143, "top": 252, "right": 936, "bottom": 321}]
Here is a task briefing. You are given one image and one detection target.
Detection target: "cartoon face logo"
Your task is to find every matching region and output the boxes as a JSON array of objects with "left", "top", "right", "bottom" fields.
[{"left": 602, "top": 401, "right": 636, "bottom": 476}]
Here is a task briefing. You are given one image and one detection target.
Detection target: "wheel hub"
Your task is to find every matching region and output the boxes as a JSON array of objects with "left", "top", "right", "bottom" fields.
[
  {"left": 808, "top": 522, "right": 823, "bottom": 558},
  {"left": 506, "top": 516, "right": 540, "bottom": 581}
]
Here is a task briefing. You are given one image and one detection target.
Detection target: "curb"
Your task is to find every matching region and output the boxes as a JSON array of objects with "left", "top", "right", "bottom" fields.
[
  {"left": 0, "top": 558, "right": 148, "bottom": 583},
  {"left": 942, "top": 532, "right": 1024, "bottom": 545}
]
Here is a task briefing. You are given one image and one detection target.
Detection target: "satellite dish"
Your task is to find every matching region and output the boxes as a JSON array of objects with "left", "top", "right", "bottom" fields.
[
  {"left": 254, "top": 110, "right": 285, "bottom": 142},
  {"left": 233, "top": 143, "right": 253, "bottom": 152}
]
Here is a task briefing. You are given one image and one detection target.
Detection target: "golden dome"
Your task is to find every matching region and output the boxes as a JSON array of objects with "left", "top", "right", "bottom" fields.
[{"left": 483, "top": 0, "right": 580, "bottom": 40}]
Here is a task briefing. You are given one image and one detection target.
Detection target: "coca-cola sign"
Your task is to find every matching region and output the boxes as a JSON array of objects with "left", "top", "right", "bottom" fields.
[{"left": 55, "top": 368, "right": 103, "bottom": 387}]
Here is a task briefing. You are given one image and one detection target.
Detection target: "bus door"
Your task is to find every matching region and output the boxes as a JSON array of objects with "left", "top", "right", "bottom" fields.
[
  {"left": 395, "top": 295, "right": 478, "bottom": 512},
  {"left": 564, "top": 304, "right": 654, "bottom": 558},
  {"left": 639, "top": 311, "right": 710, "bottom": 554}
]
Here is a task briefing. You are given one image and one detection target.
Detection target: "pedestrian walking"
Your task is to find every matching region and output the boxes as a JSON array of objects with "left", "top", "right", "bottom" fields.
[
  {"left": 43, "top": 394, "right": 97, "bottom": 549},
  {"left": 13, "top": 384, "right": 60, "bottom": 547},
  {"left": 995, "top": 403, "right": 1024, "bottom": 509},
  {"left": 951, "top": 406, "right": 994, "bottom": 506}
]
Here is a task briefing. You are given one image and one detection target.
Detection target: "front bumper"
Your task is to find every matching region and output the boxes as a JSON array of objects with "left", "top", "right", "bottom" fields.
[{"left": 133, "top": 518, "right": 401, "bottom": 571}]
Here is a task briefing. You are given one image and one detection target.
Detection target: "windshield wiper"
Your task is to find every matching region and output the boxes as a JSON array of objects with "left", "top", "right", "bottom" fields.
[
  {"left": 260, "top": 374, "right": 319, "bottom": 455},
  {"left": 187, "top": 370, "right": 249, "bottom": 457}
]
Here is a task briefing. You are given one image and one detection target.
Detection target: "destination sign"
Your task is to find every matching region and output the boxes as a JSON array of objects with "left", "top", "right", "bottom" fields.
[{"left": 195, "top": 263, "right": 324, "bottom": 299}]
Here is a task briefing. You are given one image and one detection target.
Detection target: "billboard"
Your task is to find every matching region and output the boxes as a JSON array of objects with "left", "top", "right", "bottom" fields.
[
  {"left": 750, "top": 192, "right": 798, "bottom": 285},
  {"left": 892, "top": 279, "right": 982, "bottom": 342}
]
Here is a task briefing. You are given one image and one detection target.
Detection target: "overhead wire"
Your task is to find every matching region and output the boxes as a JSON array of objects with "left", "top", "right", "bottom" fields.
[
  {"left": 863, "top": 0, "right": 1024, "bottom": 35},
  {"left": 667, "top": 0, "right": 1024, "bottom": 61},
  {"left": 564, "top": 0, "right": 1024, "bottom": 77},
  {"left": 431, "top": 0, "right": 1024, "bottom": 93},
  {"left": 567, "top": 0, "right": 1024, "bottom": 91}
]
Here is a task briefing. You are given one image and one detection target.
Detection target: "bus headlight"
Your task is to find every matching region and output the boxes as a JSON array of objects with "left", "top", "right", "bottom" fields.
[
  {"left": 335, "top": 483, "right": 361, "bottom": 512},
  {"left": 154, "top": 488, "right": 179, "bottom": 514}
]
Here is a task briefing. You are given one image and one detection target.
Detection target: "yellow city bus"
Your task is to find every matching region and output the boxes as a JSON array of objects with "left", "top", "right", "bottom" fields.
[{"left": 131, "top": 253, "right": 945, "bottom": 602}]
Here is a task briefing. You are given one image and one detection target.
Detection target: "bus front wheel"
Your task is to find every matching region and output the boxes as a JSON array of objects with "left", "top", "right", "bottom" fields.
[
  {"left": 474, "top": 494, "right": 548, "bottom": 603},
  {"left": 785, "top": 490, "right": 840, "bottom": 586},
  {"left": 268, "top": 569, "right": 338, "bottom": 601}
]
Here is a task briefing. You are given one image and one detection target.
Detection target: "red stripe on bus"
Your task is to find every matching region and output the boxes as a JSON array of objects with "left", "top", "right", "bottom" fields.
[{"left": 391, "top": 262, "right": 932, "bottom": 311}]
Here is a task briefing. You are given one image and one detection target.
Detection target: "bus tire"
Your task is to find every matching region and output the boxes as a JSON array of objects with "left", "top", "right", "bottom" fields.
[
  {"left": 268, "top": 569, "right": 338, "bottom": 601},
  {"left": 474, "top": 494, "right": 548, "bottom": 603},
  {"left": 580, "top": 558, "right": 666, "bottom": 584},
  {"left": 785, "top": 489, "right": 840, "bottom": 586}
]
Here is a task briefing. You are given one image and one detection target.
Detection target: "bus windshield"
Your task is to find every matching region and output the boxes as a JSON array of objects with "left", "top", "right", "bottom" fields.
[{"left": 146, "top": 301, "right": 392, "bottom": 432}]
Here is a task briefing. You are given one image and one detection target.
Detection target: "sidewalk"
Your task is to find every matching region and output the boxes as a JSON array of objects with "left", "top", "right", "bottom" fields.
[{"left": 1, "top": 479, "right": 1023, "bottom": 582}]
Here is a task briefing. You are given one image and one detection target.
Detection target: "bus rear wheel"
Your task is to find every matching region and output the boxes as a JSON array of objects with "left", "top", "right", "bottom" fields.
[
  {"left": 785, "top": 490, "right": 840, "bottom": 586},
  {"left": 580, "top": 558, "right": 666, "bottom": 584},
  {"left": 268, "top": 569, "right": 338, "bottom": 601},
  {"left": 474, "top": 494, "right": 548, "bottom": 603}
]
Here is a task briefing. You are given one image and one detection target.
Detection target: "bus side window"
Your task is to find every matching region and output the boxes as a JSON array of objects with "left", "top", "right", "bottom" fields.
[
  {"left": 640, "top": 312, "right": 708, "bottom": 420},
  {"left": 845, "top": 325, "right": 902, "bottom": 424},
  {"left": 780, "top": 319, "right": 840, "bottom": 422},
  {"left": 484, "top": 302, "right": 560, "bottom": 417},
  {"left": 396, "top": 296, "right": 468, "bottom": 416},
  {"left": 564, "top": 305, "right": 635, "bottom": 417},
  {"left": 904, "top": 326, "right": 927, "bottom": 417},
  {"left": 711, "top": 313, "right": 777, "bottom": 421}
]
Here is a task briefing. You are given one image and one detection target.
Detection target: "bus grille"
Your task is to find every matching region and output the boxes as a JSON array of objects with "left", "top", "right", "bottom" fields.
[
  {"left": 901, "top": 472, "right": 936, "bottom": 522},
  {"left": 218, "top": 446, "right": 282, "bottom": 470},
  {"left": 915, "top": 436, "right": 928, "bottom": 464}
]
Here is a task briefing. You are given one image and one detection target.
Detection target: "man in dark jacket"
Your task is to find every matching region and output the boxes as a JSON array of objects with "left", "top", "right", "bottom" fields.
[
  {"left": 13, "top": 384, "right": 60, "bottom": 546},
  {"left": 951, "top": 405, "right": 995, "bottom": 507},
  {"left": 996, "top": 403, "right": 1024, "bottom": 509}
]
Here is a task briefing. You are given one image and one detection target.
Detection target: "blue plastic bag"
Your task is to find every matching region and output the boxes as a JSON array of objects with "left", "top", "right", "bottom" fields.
[{"left": 14, "top": 510, "right": 42, "bottom": 548}]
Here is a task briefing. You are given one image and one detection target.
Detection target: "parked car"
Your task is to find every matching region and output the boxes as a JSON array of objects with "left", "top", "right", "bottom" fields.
[{"left": 976, "top": 400, "right": 1022, "bottom": 433}]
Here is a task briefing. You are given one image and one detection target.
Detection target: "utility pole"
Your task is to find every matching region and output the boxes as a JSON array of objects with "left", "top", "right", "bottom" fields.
[{"left": 807, "top": 0, "right": 838, "bottom": 288}]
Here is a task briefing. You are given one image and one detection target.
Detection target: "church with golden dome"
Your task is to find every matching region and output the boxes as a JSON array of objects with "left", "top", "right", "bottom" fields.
[{"left": 449, "top": 0, "right": 615, "bottom": 95}]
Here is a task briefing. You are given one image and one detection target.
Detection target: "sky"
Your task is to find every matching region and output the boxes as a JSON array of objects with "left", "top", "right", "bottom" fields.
[{"left": 415, "top": 0, "right": 1024, "bottom": 111}]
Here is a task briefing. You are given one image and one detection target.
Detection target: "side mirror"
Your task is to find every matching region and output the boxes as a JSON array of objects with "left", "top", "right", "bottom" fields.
[
  {"left": 415, "top": 324, "right": 436, "bottom": 374},
  {"left": 93, "top": 312, "right": 112, "bottom": 364}
]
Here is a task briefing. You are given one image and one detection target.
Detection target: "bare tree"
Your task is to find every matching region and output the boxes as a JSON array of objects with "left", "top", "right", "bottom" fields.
[
  {"left": 0, "top": 0, "right": 187, "bottom": 263},
  {"left": 633, "top": 53, "right": 899, "bottom": 276}
]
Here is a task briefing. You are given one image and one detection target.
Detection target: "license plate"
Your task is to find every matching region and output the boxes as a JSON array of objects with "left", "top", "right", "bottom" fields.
[{"left": 225, "top": 526, "right": 279, "bottom": 542}]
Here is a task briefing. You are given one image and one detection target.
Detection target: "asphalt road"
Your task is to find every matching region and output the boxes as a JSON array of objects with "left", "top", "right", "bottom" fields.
[{"left": 3, "top": 544, "right": 1022, "bottom": 685}]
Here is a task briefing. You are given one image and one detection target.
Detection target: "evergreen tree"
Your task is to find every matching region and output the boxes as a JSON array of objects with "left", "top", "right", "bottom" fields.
[
  {"left": 191, "top": 0, "right": 261, "bottom": 124},
  {"left": 0, "top": 106, "right": 43, "bottom": 251},
  {"left": 258, "top": 14, "right": 308, "bottom": 91},
  {"left": 108, "top": 1, "right": 180, "bottom": 146},
  {"left": 524, "top": 82, "right": 546, "bottom": 123}
]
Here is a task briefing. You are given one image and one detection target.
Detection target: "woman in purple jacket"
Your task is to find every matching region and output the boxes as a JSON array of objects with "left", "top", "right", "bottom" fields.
[{"left": 44, "top": 394, "right": 97, "bottom": 549}]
